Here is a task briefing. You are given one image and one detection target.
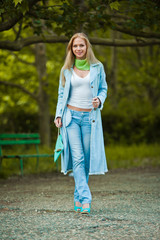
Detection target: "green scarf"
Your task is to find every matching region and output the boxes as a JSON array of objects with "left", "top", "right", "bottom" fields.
[{"left": 75, "top": 58, "right": 90, "bottom": 70}]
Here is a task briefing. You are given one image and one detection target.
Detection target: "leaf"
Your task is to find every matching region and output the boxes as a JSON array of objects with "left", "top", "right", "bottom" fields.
[
  {"left": 20, "top": 1, "right": 29, "bottom": 15},
  {"left": 0, "top": 9, "right": 5, "bottom": 16},
  {"left": 110, "top": 1, "right": 120, "bottom": 11},
  {"left": 14, "top": 0, "right": 23, "bottom": 7}
]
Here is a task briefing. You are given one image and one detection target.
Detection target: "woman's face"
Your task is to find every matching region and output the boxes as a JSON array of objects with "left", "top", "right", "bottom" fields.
[{"left": 72, "top": 37, "right": 87, "bottom": 60}]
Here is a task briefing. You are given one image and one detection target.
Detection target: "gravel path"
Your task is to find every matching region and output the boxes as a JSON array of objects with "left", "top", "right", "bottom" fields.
[{"left": 0, "top": 168, "right": 160, "bottom": 240}]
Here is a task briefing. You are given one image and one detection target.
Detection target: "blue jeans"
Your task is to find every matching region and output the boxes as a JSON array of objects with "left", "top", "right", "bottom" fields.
[{"left": 66, "top": 109, "right": 92, "bottom": 205}]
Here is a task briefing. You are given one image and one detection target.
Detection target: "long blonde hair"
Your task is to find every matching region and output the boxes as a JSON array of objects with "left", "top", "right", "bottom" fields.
[{"left": 61, "top": 32, "right": 99, "bottom": 86}]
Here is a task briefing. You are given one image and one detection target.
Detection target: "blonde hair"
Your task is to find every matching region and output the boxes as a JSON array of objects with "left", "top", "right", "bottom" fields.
[{"left": 61, "top": 32, "right": 99, "bottom": 86}]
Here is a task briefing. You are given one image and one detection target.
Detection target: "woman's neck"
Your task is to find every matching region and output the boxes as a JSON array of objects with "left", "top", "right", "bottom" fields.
[{"left": 75, "top": 58, "right": 90, "bottom": 70}]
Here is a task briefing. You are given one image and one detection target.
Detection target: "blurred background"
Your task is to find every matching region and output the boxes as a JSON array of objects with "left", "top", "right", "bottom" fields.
[{"left": 0, "top": 0, "right": 160, "bottom": 177}]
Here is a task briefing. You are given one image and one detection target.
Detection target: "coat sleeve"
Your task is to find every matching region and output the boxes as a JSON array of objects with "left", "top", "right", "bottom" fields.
[
  {"left": 55, "top": 68, "right": 64, "bottom": 119},
  {"left": 97, "top": 64, "right": 108, "bottom": 110}
]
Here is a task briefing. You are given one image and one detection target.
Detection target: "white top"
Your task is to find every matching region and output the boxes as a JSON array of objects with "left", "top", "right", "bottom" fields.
[{"left": 67, "top": 70, "right": 93, "bottom": 109}]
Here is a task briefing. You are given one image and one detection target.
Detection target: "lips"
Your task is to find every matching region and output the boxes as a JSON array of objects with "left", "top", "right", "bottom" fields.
[{"left": 76, "top": 52, "right": 83, "bottom": 55}]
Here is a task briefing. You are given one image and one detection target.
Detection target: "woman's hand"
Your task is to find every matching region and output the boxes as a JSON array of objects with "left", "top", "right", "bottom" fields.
[
  {"left": 92, "top": 97, "right": 100, "bottom": 109},
  {"left": 54, "top": 117, "right": 62, "bottom": 128}
]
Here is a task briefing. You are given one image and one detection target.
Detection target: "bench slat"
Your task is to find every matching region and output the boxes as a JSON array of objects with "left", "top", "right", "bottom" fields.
[
  {"left": 0, "top": 133, "right": 57, "bottom": 176},
  {"left": 0, "top": 139, "right": 40, "bottom": 145},
  {"left": 2, "top": 154, "right": 54, "bottom": 158},
  {"left": 0, "top": 133, "right": 40, "bottom": 139}
]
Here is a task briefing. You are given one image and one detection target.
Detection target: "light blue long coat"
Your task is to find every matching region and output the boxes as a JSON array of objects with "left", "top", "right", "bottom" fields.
[{"left": 55, "top": 62, "right": 108, "bottom": 175}]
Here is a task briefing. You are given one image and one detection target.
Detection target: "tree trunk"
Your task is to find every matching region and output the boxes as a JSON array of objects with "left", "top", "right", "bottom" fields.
[
  {"left": 35, "top": 43, "right": 51, "bottom": 146},
  {"left": 110, "top": 31, "right": 118, "bottom": 106},
  {"left": 73, "top": 0, "right": 85, "bottom": 32}
]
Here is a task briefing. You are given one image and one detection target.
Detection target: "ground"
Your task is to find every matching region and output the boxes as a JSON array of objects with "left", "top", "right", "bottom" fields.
[{"left": 0, "top": 167, "right": 160, "bottom": 240}]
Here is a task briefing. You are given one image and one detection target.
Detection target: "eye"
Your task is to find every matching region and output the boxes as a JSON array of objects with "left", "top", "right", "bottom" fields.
[{"left": 73, "top": 45, "right": 77, "bottom": 48}]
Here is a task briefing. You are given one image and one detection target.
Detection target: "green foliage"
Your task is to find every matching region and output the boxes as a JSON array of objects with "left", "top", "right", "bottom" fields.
[
  {"left": 1, "top": 30, "right": 160, "bottom": 144},
  {"left": 0, "top": 145, "right": 57, "bottom": 178},
  {"left": 0, "top": 28, "right": 66, "bottom": 144},
  {"left": 13, "top": 0, "right": 23, "bottom": 7},
  {"left": 0, "top": 143, "right": 159, "bottom": 178},
  {"left": 107, "top": 143, "right": 160, "bottom": 169},
  {"left": 110, "top": 1, "right": 120, "bottom": 10},
  {"left": 91, "top": 40, "right": 160, "bottom": 145},
  {"left": 0, "top": 1, "right": 160, "bottom": 172},
  {"left": 1, "top": 0, "right": 160, "bottom": 39}
]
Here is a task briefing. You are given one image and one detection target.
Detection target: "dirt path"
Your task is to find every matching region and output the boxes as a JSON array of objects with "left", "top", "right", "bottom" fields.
[{"left": 0, "top": 168, "right": 160, "bottom": 240}]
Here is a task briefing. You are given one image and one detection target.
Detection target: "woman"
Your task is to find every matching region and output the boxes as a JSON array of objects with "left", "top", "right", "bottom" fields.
[{"left": 54, "top": 33, "right": 108, "bottom": 214}]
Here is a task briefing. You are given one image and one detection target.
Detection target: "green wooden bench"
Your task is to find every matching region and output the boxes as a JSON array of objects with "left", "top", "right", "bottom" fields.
[{"left": 0, "top": 133, "right": 56, "bottom": 176}]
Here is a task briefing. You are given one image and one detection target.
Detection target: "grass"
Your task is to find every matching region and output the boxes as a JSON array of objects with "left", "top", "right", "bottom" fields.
[
  {"left": 106, "top": 143, "right": 160, "bottom": 169},
  {"left": 0, "top": 145, "right": 59, "bottom": 178},
  {"left": 0, "top": 143, "right": 160, "bottom": 178}
]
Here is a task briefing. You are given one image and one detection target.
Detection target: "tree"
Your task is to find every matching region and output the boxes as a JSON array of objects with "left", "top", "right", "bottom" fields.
[
  {"left": 0, "top": 0, "right": 160, "bottom": 145},
  {"left": 0, "top": 0, "right": 160, "bottom": 51},
  {"left": 0, "top": 41, "right": 65, "bottom": 146}
]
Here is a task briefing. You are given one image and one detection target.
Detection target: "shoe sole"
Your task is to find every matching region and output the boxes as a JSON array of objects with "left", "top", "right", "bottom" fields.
[{"left": 81, "top": 211, "right": 90, "bottom": 214}]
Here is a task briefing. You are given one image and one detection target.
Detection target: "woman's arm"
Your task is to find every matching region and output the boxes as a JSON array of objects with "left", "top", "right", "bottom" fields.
[
  {"left": 97, "top": 64, "right": 108, "bottom": 110},
  {"left": 55, "top": 69, "right": 64, "bottom": 120}
]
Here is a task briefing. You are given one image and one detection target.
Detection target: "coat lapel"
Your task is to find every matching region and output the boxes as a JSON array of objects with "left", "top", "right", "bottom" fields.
[{"left": 90, "top": 63, "right": 100, "bottom": 84}]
